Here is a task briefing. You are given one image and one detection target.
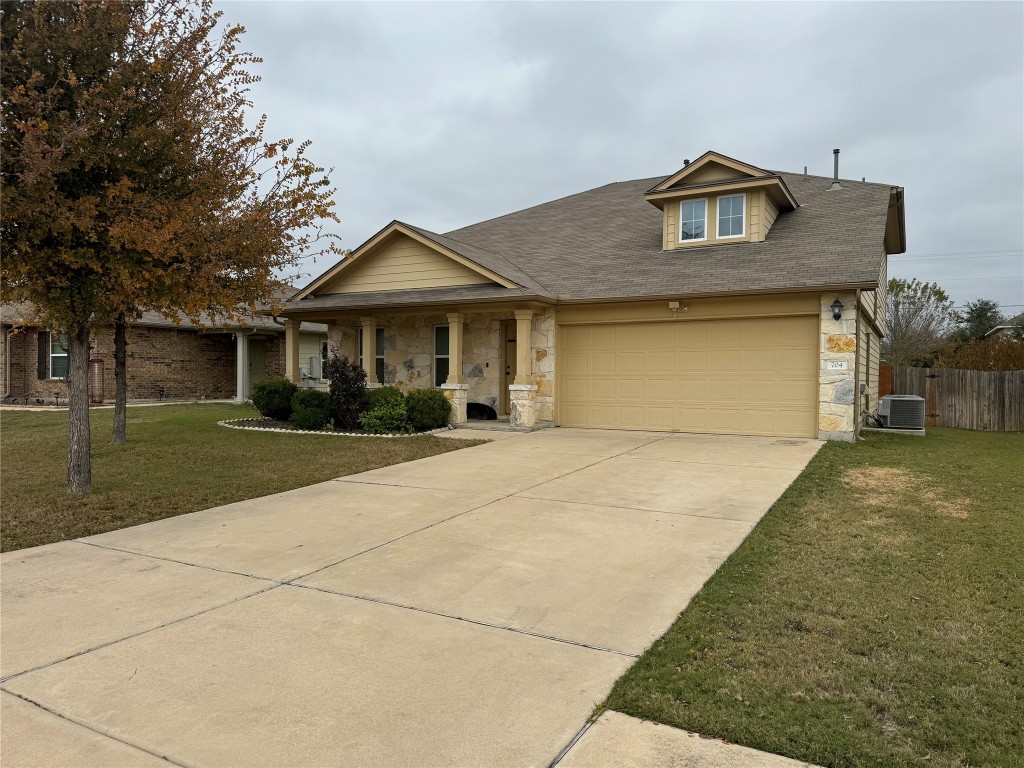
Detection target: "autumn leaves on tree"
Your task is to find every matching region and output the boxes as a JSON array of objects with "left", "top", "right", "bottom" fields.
[{"left": 1, "top": 0, "right": 339, "bottom": 492}]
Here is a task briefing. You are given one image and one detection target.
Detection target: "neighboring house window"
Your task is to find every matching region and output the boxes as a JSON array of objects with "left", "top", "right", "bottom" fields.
[
  {"left": 49, "top": 332, "right": 69, "bottom": 379},
  {"left": 434, "top": 325, "right": 449, "bottom": 387},
  {"left": 679, "top": 199, "right": 707, "bottom": 241},
  {"left": 321, "top": 341, "right": 329, "bottom": 360},
  {"left": 717, "top": 194, "right": 745, "bottom": 238},
  {"left": 358, "top": 327, "right": 385, "bottom": 382}
]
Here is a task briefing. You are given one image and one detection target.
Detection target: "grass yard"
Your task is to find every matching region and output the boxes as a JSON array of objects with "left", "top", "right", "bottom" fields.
[
  {"left": 605, "top": 428, "right": 1023, "bottom": 768},
  {"left": 0, "top": 403, "right": 481, "bottom": 552}
]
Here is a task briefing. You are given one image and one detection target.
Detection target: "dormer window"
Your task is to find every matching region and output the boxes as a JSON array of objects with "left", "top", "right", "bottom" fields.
[
  {"left": 717, "top": 194, "right": 745, "bottom": 238},
  {"left": 679, "top": 199, "right": 707, "bottom": 241}
]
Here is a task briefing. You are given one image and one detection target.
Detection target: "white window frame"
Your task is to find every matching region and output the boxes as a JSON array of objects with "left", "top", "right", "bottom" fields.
[
  {"left": 716, "top": 193, "right": 746, "bottom": 239},
  {"left": 433, "top": 324, "right": 450, "bottom": 387},
  {"left": 678, "top": 197, "right": 708, "bottom": 243},
  {"left": 358, "top": 326, "right": 385, "bottom": 382},
  {"left": 49, "top": 331, "right": 68, "bottom": 380}
]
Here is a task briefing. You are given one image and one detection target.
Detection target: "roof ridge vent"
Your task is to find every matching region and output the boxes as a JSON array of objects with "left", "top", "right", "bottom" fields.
[{"left": 830, "top": 148, "right": 842, "bottom": 190}]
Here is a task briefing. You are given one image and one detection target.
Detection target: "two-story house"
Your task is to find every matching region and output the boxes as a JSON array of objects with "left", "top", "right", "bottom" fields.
[{"left": 279, "top": 150, "right": 905, "bottom": 441}]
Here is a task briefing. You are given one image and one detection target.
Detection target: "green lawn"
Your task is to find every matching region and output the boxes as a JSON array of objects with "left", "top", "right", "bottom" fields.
[
  {"left": 0, "top": 403, "right": 481, "bottom": 552},
  {"left": 604, "top": 428, "right": 1023, "bottom": 768}
]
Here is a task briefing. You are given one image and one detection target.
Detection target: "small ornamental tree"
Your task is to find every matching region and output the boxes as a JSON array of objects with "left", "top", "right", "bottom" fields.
[
  {"left": 883, "top": 278, "right": 956, "bottom": 366},
  {"left": 1, "top": 1, "right": 339, "bottom": 489},
  {"left": 323, "top": 353, "right": 367, "bottom": 430}
]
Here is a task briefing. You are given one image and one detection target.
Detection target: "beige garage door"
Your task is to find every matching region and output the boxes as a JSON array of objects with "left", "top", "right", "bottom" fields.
[{"left": 559, "top": 316, "right": 818, "bottom": 437}]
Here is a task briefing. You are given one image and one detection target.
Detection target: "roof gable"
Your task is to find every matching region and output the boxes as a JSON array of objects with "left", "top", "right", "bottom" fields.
[
  {"left": 648, "top": 151, "right": 768, "bottom": 193},
  {"left": 295, "top": 222, "right": 518, "bottom": 300}
]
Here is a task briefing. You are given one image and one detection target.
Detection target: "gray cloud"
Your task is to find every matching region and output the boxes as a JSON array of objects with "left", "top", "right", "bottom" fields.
[{"left": 220, "top": 0, "right": 1024, "bottom": 312}]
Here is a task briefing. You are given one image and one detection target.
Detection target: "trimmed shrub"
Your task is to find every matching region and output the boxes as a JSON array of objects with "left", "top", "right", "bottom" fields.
[
  {"left": 290, "top": 389, "right": 332, "bottom": 431},
  {"left": 406, "top": 388, "right": 451, "bottom": 432},
  {"left": 358, "top": 403, "right": 411, "bottom": 435},
  {"left": 323, "top": 354, "right": 366, "bottom": 430},
  {"left": 251, "top": 377, "right": 297, "bottom": 421},
  {"left": 365, "top": 385, "right": 406, "bottom": 412}
]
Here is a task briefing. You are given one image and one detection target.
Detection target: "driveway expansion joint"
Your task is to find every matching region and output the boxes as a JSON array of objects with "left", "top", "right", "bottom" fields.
[
  {"left": 1, "top": 690, "right": 190, "bottom": 767},
  {"left": 289, "top": 582, "right": 640, "bottom": 659},
  {"left": 74, "top": 540, "right": 283, "bottom": 584},
  {"left": 0, "top": 584, "right": 281, "bottom": 684},
  {"left": 511, "top": 493, "right": 760, "bottom": 525}
]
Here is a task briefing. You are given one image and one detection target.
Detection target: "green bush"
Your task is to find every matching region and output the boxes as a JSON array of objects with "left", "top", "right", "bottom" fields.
[
  {"left": 365, "top": 385, "right": 406, "bottom": 411},
  {"left": 358, "top": 403, "right": 411, "bottom": 434},
  {"left": 290, "top": 389, "right": 332, "bottom": 431},
  {"left": 323, "top": 354, "right": 366, "bottom": 430},
  {"left": 251, "top": 377, "right": 297, "bottom": 421},
  {"left": 406, "top": 388, "right": 451, "bottom": 431}
]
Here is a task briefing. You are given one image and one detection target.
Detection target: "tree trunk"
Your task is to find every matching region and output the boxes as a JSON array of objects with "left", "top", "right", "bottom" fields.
[
  {"left": 67, "top": 324, "right": 92, "bottom": 494},
  {"left": 112, "top": 313, "right": 128, "bottom": 444}
]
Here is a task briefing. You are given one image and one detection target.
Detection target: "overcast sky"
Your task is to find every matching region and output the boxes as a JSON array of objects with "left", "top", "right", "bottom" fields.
[{"left": 219, "top": 0, "right": 1024, "bottom": 314}]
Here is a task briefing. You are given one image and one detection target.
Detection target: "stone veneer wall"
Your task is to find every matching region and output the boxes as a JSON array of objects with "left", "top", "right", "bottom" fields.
[
  {"left": 326, "top": 308, "right": 556, "bottom": 420},
  {"left": 817, "top": 290, "right": 858, "bottom": 442},
  {"left": 530, "top": 310, "right": 555, "bottom": 421}
]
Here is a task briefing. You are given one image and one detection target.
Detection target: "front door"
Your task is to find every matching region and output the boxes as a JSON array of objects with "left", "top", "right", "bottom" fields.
[
  {"left": 502, "top": 320, "right": 517, "bottom": 415},
  {"left": 248, "top": 339, "right": 267, "bottom": 394}
]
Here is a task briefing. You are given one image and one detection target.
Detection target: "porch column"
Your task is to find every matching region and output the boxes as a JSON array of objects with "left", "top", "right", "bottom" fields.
[
  {"left": 284, "top": 319, "right": 300, "bottom": 384},
  {"left": 235, "top": 332, "right": 249, "bottom": 402},
  {"left": 510, "top": 308, "right": 538, "bottom": 428},
  {"left": 442, "top": 312, "right": 467, "bottom": 425},
  {"left": 360, "top": 316, "right": 378, "bottom": 385}
]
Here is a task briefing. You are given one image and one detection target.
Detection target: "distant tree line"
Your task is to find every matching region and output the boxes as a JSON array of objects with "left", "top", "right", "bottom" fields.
[{"left": 882, "top": 278, "right": 1023, "bottom": 371}]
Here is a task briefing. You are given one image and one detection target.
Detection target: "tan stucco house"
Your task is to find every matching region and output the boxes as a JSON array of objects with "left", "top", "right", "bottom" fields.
[{"left": 279, "top": 151, "right": 906, "bottom": 441}]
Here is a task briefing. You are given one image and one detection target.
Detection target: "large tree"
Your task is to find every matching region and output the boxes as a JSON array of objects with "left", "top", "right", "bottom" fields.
[
  {"left": 954, "top": 299, "right": 1004, "bottom": 343},
  {"left": 1, "top": 0, "right": 338, "bottom": 489},
  {"left": 882, "top": 278, "right": 956, "bottom": 366}
]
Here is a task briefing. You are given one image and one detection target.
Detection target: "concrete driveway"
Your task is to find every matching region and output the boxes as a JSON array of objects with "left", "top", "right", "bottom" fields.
[{"left": 1, "top": 428, "right": 819, "bottom": 768}]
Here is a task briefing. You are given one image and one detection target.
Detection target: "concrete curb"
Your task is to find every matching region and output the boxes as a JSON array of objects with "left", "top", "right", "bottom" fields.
[{"left": 217, "top": 418, "right": 454, "bottom": 438}]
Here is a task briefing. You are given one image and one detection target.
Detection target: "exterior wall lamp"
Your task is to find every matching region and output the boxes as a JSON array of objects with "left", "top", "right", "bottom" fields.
[{"left": 830, "top": 298, "right": 844, "bottom": 321}]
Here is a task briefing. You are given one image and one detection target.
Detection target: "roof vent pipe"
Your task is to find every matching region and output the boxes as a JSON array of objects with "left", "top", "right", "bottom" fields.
[
  {"left": 683, "top": 159, "right": 690, "bottom": 166},
  {"left": 830, "top": 148, "right": 841, "bottom": 190}
]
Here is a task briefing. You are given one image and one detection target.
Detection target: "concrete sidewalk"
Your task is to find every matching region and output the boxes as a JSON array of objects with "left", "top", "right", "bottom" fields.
[{"left": 1, "top": 428, "right": 819, "bottom": 767}]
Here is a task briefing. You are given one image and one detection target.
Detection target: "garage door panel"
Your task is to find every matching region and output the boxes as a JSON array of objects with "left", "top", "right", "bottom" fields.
[{"left": 560, "top": 316, "right": 817, "bottom": 437}]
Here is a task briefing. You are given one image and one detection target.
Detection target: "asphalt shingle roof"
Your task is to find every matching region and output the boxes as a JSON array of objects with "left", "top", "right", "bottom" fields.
[{"left": 286, "top": 170, "right": 895, "bottom": 312}]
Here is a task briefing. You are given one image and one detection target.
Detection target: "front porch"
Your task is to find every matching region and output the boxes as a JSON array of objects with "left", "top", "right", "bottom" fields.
[{"left": 283, "top": 307, "right": 555, "bottom": 428}]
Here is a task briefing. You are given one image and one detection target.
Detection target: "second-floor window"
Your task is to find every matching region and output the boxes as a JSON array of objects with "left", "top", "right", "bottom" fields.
[
  {"left": 679, "top": 199, "right": 707, "bottom": 241},
  {"left": 717, "top": 194, "right": 745, "bottom": 238}
]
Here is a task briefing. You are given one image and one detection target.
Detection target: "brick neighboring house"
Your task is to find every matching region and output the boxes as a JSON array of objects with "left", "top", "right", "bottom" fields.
[{"left": 0, "top": 303, "right": 327, "bottom": 405}]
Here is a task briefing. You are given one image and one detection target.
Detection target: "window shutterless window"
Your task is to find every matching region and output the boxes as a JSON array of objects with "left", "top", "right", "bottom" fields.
[
  {"left": 679, "top": 199, "right": 707, "bottom": 241},
  {"left": 358, "top": 327, "right": 385, "bottom": 382},
  {"left": 434, "top": 325, "right": 449, "bottom": 387},
  {"left": 49, "top": 332, "right": 68, "bottom": 379},
  {"left": 717, "top": 194, "right": 745, "bottom": 238}
]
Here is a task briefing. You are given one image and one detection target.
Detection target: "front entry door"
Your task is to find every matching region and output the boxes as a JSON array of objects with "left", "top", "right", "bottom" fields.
[
  {"left": 502, "top": 320, "right": 517, "bottom": 415},
  {"left": 248, "top": 339, "right": 267, "bottom": 394}
]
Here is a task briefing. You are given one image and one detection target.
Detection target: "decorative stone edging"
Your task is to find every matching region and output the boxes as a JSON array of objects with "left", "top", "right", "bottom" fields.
[{"left": 217, "top": 418, "right": 454, "bottom": 438}]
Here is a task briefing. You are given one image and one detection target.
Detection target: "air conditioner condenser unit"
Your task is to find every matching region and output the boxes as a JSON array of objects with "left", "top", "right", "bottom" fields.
[{"left": 878, "top": 395, "right": 925, "bottom": 429}]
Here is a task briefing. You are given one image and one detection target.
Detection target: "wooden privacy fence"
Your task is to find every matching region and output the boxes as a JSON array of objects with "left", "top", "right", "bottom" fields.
[{"left": 889, "top": 366, "right": 1024, "bottom": 431}]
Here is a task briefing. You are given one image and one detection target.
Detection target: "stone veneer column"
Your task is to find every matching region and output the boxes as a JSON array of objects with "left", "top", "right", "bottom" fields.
[
  {"left": 818, "top": 291, "right": 858, "bottom": 442},
  {"left": 510, "top": 309, "right": 538, "bottom": 427},
  {"left": 440, "top": 383, "right": 468, "bottom": 425},
  {"left": 509, "top": 384, "right": 538, "bottom": 428}
]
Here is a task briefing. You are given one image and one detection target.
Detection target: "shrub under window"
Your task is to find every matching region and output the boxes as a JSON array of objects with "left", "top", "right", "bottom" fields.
[
  {"left": 406, "top": 388, "right": 451, "bottom": 432},
  {"left": 290, "top": 389, "right": 332, "bottom": 431},
  {"left": 251, "top": 377, "right": 298, "bottom": 421}
]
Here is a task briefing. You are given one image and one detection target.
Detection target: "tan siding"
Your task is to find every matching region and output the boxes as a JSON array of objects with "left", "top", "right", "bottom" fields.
[
  {"left": 663, "top": 201, "right": 677, "bottom": 250},
  {"left": 299, "top": 332, "right": 326, "bottom": 370},
  {"left": 762, "top": 195, "right": 779, "bottom": 238},
  {"left": 321, "top": 234, "right": 492, "bottom": 294},
  {"left": 877, "top": 253, "right": 888, "bottom": 335},
  {"left": 663, "top": 190, "right": 765, "bottom": 250},
  {"left": 558, "top": 294, "right": 819, "bottom": 326},
  {"left": 685, "top": 163, "right": 750, "bottom": 184}
]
